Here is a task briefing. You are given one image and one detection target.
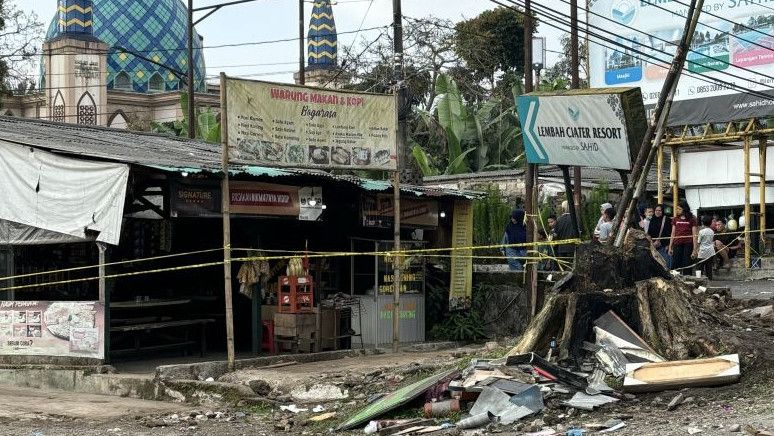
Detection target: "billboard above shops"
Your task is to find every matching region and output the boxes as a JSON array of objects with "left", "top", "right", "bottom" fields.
[
  {"left": 516, "top": 87, "right": 646, "bottom": 170},
  {"left": 589, "top": 0, "right": 774, "bottom": 125},
  {"left": 224, "top": 77, "right": 398, "bottom": 171}
]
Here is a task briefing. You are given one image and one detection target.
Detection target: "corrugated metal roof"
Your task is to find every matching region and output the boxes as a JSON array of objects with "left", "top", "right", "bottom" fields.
[{"left": 0, "top": 116, "right": 480, "bottom": 199}]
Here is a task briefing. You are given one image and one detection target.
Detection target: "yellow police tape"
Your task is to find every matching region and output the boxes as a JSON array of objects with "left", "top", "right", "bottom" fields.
[{"left": 0, "top": 238, "right": 582, "bottom": 292}]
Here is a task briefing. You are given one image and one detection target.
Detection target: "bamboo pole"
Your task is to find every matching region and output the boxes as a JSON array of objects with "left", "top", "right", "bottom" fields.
[
  {"left": 744, "top": 135, "right": 751, "bottom": 270},
  {"left": 657, "top": 144, "right": 664, "bottom": 205},
  {"left": 760, "top": 137, "right": 767, "bottom": 255},
  {"left": 671, "top": 145, "right": 679, "bottom": 218},
  {"left": 220, "top": 73, "right": 236, "bottom": 370}
]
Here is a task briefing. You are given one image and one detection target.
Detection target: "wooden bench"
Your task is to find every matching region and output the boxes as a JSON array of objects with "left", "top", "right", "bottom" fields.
[{"left": 110, "top": 319, "right": 214, "bottom": 357}]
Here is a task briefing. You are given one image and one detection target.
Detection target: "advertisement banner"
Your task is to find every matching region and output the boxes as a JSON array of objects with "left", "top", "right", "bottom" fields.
[
  {"left": 517, "top": 88, "right": 646, "bottom": 169},
  {"left": 230, "top": 181, "right": 300, "bottom": 216},
  {"left": 589, "top": 0, "right": 774, "bottom": 125},
  {"left": 360, "top": 194, "right": 439, "bottom": 228},
  {"left": 225, "top": 77, "right": 398, "bottom": 170},
  {"left": 449, "top": 200, "right": 474, "bottom": 310},
  {"left": 0, "top": 301, "right": 104, "bottom": 359}
]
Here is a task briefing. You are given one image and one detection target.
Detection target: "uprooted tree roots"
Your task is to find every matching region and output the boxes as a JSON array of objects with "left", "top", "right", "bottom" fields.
[{"left": 510, "top": 231, "right": 736, "bottom": 362}]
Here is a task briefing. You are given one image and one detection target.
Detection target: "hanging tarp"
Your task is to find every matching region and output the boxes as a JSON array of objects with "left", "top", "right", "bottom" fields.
[
  {"left": 0, "top": 219, "right": 90, "bottom": 245},
  {"left": 0, "top": 141, "right": 128, "bottom": 245}
]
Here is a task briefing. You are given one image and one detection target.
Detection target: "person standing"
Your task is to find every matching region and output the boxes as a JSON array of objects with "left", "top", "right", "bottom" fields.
[
  {"left": 640, "top": 206, "right": 654, "bottom": 234},
  {"left": 598, "top": 207, "right": 616, "bottom": 244},
  {"left": 501, "top": 209, "right": 527, "bottom": 271},
  {"left": 594, "top": 202, "right": 613, "bottom": 241},
  {"left": 669, "top": 200, "right": 698, "bottom": 274},
  {"left": 648, "top": 204, "right": 673, "bottom": 267},
  {"left": 697, "top": 215, "right": 716, "bottom": 279},
  {"left": 555, "top": 201, "right": 577, "bottom": 261}
]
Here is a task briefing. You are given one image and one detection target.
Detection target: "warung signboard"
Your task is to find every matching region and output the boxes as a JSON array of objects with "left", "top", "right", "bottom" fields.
[{"left": 224, "top": 77, "right": 398, "bottom": 171}]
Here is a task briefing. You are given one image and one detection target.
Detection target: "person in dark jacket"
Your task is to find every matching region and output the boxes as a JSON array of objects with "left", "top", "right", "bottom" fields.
[
  {"left": 501, "top": 209, "right": 527, "bottom": 271},
  {"left": 554, "top": 201, "right": 577, "bottom": 261},
  {"left": 648, "top": 204, "right": 672, "bottom": 267}
]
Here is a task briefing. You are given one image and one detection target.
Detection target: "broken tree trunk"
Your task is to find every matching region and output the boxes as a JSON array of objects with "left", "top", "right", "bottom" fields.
[{"left": 508, "top": 230, "right": 735, "bottom": 362}]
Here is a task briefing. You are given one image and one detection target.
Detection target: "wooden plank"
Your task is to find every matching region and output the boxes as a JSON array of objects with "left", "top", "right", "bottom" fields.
[
  {"left": 110, "top": 319, "right": 214, "bottom": 332},
  {"left": 623, "top": 354, "right": 740, "bottom": 392}
]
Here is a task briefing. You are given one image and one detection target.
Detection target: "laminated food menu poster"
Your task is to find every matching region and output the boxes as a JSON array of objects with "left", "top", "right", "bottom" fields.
[
  {"left": 225, "top": 77, "right": 398, "bottom": 171},
  {"left": 0, "top": 301, "right": 104, "bottom": 359}
]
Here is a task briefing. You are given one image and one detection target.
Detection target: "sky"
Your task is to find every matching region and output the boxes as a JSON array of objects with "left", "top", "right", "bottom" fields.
[{"left": 19, "top": 0, "right": 566, "bottom": 84}]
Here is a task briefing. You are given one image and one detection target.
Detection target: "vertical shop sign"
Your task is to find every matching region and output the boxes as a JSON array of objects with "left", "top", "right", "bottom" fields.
[{"left": 449, "top": 200, "right": 474, "bottom": 310}]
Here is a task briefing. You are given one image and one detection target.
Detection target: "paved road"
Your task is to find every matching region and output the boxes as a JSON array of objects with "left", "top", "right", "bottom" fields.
[{"left": 713, "top": 280, "right": 774, "bottom": 300}]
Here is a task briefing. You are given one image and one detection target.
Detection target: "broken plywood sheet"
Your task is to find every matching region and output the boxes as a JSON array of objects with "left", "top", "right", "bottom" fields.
[
  {"left": 623, "top": 354, "right": 740, "bottom": 393},
  {"left": 594, "top": 311, "right": 665, "bottom": 363}
]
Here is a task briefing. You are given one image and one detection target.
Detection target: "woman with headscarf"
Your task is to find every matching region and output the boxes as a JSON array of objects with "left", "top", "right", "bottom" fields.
[{"left": 501, "top": 209, "right": 527, "bottom": 271}]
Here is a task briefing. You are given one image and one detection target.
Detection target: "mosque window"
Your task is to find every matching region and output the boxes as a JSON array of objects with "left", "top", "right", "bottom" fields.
[
  {"left": 148, "top": 73, "right": 165, "bottom": 93},
  {"left": 114, "top": 71, "right": 132, "bottom": 90},
  {"left": 52, "top": 91, "right": 65, "bottom": 123},
  {"left": 77, "top": 92, "right": 97, "bottom": 125}
]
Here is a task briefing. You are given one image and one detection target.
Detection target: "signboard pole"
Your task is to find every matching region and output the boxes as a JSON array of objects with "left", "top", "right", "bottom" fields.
[
  {"left": 392, "top": 0, "right": 404, "bottom": 353},
  {"left": 744, "top": 136, "right": 752, "bottom": 269},
  {"left": 759, "top": 138, "right": 767, "bottom": 256},
  {"left": 523, "top": 0, "right": 538, "bottom": 317},
  {"left": 220, "top": 73, "right": 236, "bottom": 370},
  {"left": 392, "top": 172, "right": 401, "bottom": 353}
]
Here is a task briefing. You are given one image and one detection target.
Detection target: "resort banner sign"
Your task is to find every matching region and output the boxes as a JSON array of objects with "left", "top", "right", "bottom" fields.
[
  {"left": 516, "top": 87, "right": 647, "bottom": 170},
  {"left": 589, "top": 0, "right": 774, "bottom": 125},
  {"left": 224, "top": 77, "right": 398, "bottom": 171}
]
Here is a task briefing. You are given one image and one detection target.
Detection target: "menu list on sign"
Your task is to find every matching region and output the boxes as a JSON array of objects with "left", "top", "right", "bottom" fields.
[{"left": 227, "top": 79, "right": 397, "bottom": 170}]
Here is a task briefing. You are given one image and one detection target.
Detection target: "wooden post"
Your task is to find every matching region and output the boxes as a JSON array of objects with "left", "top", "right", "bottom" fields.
[
  {"left": 97, "top": 242, "right": 110, "bottom": 364},
  {"left": 759, "top": 137, "right": 767, "bottom": 255},
  {"left": 392, "top": 171, "right": 401, "bottom": 353},
  {"left": 657, "top": 144, "right": 664, "bottom": 206},
  {"left": 744, "top": 135, "right": 752, "bottom": 269},
  {"left": 220, "top": 73, "right": 236, "bottom": 369},
  {"left": 252, "top": 283, "right": 261, "bottom": 355},
  {"left": 671, "top": 145, "right": 679, "bottom": 218}
]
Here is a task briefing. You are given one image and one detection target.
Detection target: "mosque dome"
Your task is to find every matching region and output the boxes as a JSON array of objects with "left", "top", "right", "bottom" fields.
[{"left": 43, "top": 0, "right": 206, "bottom": 94}]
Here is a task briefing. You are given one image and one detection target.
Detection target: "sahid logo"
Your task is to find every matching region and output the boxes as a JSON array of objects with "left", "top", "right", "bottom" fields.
[
  {"left": 611, "top": 0, "right": 636, "bottom": 25},
  {"left": 568, "top": 105, "right": 581, "bottom": 121}
]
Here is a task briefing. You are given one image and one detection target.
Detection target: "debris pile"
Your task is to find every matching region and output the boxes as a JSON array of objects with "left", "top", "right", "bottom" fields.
[{"left": 329, "top": 306, "right": 741, "bottom": 435}]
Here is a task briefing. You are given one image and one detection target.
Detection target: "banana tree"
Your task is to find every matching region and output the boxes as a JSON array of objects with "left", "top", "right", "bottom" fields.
[
  {"left": 151, "top": 93, "right": 221, "bottom": 143},
  {"left": 411, "top": 73, "right": 524, "bottom": 176}
]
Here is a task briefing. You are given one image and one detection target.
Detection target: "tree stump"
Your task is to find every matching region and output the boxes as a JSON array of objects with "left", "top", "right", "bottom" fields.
[{"left": 508, "top": 230, "right": 734, "bottom": 362}]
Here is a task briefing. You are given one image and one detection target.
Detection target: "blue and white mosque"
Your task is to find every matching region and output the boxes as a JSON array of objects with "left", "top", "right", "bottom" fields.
[{"left": 3, "top": 0, "right": 341, "bottom": 128}]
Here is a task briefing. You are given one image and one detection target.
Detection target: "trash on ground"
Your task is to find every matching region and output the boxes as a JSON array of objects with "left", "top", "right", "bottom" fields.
[
  {"left": 561, "top": 392, "right": 619, "bottom": 411},
  {"left": 279, "top": 404, "right": 308, "bottom": 414},
  {"left": 456, "top": 411, "right": 495, "bottom": 429},
  {"left": 593, "top": 311, "right": 665, "bottom": 363},
  {"left": 469, "top": 386, "right": 535, "bottom": 424},
  {"left": 623, "top": 354, "right": 741, "bottom": 392}
]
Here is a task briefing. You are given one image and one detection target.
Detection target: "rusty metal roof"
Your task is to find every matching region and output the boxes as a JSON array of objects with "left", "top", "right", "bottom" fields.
[{"left": 0, "top": 116, "right": 480, "bottom": 199}]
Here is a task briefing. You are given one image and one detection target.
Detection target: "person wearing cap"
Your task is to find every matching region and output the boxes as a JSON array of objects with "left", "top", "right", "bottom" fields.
[
  {"left": 594, "top": 202, "right": 613, "bottom": 240},
  {"left": 501, "top": 209, "right": 527, "bottom": 271}
]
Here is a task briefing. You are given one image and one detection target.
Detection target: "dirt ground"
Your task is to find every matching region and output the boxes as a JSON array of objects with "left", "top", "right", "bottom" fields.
[{"left": 0, "top": 280, "right": 771, "bottom": 436}]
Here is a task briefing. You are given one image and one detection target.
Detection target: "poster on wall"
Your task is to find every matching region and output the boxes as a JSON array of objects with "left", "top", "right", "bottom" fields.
[
  {"left": 589, "top": 0, "right": 774, "bottom": 125},
  {"left": 170, "top": 181, "right": 222, "bottom": 218},
  {"left": 361, "top": 194, "right": 439, "bottom": 228},
  {"left": 230, "top": 181, "right": 300, "bottom": 216},
  {"left": 0, "top": 301, "right": 104, "bottom": 359},
  {"left": 517, "top": 88, "right": 646, "bottom": 170},
  {"left": 377, "top": 241, "right": 425, "bottom": 295},
  {"left": 449, "top": 200, "right": 474, "bottom": 310},
  {"left": 225, "top": 77, "right": 398, "bottom": 170}
]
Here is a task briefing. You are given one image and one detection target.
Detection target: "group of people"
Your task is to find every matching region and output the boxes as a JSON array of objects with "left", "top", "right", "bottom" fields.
[
  {"left": 500, "top": 198, "right": 743, "bottom": 278},
  {"left": 639, "top": 201, "right": 742, "bottom": 278}
]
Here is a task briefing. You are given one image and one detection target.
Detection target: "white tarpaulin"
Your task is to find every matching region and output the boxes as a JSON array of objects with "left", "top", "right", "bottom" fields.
[
  {"left": 686, "top": 185, "right": 774, "bottom": 210},
  {"left": 679, "top": 147, "right": 774, "bottom": 186},
  {"left": 0, "top": 141, "right": 128, "bottom": 245}
]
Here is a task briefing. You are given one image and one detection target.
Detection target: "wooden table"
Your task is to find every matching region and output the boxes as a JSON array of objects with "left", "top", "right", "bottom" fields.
[
  {"left": 110, "top": 298, "right": 192, "bottom": 309},
  {"left": 110, "top": 319, "right": 214, "bottom": 357}
]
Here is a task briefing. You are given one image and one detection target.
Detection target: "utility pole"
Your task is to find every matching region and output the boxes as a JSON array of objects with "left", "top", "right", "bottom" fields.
[
  {"left": 570, "top": 0, "right": 582, "bottom": 231},
  {"left": 613, "top": 0, "right": 703, "bottom": 247},
  {"left": 391, "top": 0, "right": 405, "bottom": 353},
  {"left": 524, "top": 0, "right": 538, "bottom": 316},
  {"left": 187, "top": 0, "right": 196, "bottom": 139},
  {"left": 299, "top": 0, "right": 305, "bottom": 85}
]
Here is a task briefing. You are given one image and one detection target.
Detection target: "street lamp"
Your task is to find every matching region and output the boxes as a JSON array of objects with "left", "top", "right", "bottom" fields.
[{"left": 532, "top": 36, "right": 546, "bottom": 86}]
